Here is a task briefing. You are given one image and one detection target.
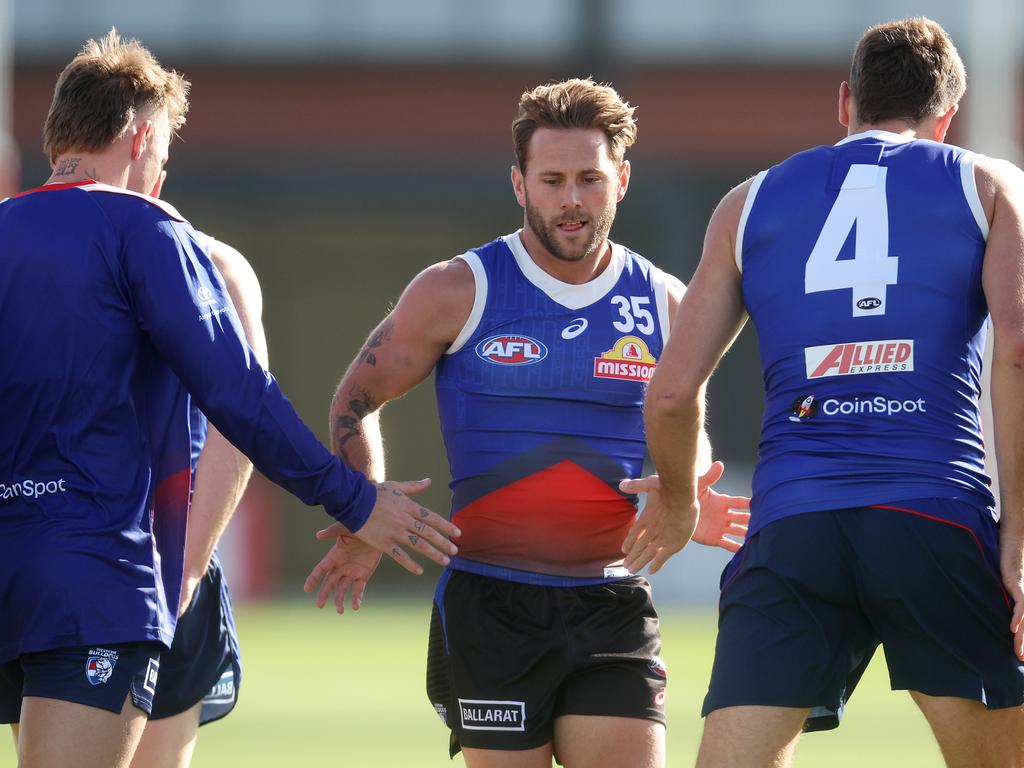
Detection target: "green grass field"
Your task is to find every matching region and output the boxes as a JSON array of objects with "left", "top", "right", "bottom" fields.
[
  {"left": 1, "top": 601, "right": 944, "bottom": 767},
  {"left": 193, "top": 601, "right": 941, "bottom": 767}
]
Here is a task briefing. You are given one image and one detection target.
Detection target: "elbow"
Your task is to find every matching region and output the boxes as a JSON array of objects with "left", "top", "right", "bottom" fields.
[{"left": 645, "top": 375, "right": 704, "bottom": 421}]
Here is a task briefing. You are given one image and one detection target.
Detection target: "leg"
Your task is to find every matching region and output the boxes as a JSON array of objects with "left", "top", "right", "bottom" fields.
[
  {"left": 696, "top": 705, "right": 808, "bottom": 768},
  {"left": 17, "top": 693, "right": 148, "bottom": 768},
  {"left": 130, "top": 702, "right": 201, "bottom": 768},
  {"left": 910, "top": 692, "right": 1024, "bottom": 768},
  {"left": 554, "top": 715, "right": 664, "bottom": 768},
  {"left": 9, "top": 723, "right": 17, "bottom": 749},
  {"left": 462, "top": 743, "right": 554, "bottom": 768}
]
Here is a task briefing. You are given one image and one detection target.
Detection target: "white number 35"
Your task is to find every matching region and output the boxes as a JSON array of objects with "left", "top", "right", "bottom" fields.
[{"left": 611, "top": 295, "right": 654, "bottom": 334}]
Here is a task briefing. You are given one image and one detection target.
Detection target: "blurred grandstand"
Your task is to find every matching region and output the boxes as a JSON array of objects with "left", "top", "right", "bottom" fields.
[{"left": 3, "top": 0, "right": 1018, "bottom": 602}]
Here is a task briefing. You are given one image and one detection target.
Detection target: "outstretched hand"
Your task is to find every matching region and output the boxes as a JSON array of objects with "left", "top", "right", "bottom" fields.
[
  {"left": 619, "top": 461, "right": 749, "bottom": 575},
  {"left": 320, "top": 478, "right": 460, "bottom": 576},
  {"left": 304, "top": 534, "right": 382, "bottom": 614}
]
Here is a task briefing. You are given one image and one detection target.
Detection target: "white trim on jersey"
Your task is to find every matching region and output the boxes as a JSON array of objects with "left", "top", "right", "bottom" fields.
[
  {"left": 835, "top": 129, "right": 915, "bottom": 146},
  {"left": 78, "top": 182, "right": 188, "bottom": 221},
  {"left": 959, "top": 152, "right": 990, "bottom": 242},
  {"left": 503, "top": 230, "right": 626, "bottom": 310},
  {"left": 735, "top": 170, "right": 768, "bottom": 274},
  {"left": 651, "top": 265, "right": 673, "bottom": 344},
  {"left": 445, "top": 251, "right": 488, "bottom": 355}
]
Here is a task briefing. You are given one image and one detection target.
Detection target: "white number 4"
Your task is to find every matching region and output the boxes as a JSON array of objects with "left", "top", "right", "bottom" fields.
[
  {"left": 805, "top": 164, "right": 898, "bottom": 317},
  {"left": 611, "top": 295, "right": 654, "bottom": 334}
]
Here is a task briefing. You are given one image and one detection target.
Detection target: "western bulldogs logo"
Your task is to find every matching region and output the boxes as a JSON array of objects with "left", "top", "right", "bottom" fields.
[{"left": 85, "top": 648, "right": 119, "bottom": 686}]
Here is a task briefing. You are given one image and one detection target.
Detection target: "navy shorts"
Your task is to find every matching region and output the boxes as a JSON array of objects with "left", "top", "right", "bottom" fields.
[
  {"left": 703, "top": 500, "right": 1024, "bottom": 730},
  {"left": 150, "top": 552, "right": 241, "bottom": 725},
  {"left": 0, "top": 642, "right": 162, "bottom": 723},
  {"left": 426, "top": 569, "right": 666, "bottom": 757}
]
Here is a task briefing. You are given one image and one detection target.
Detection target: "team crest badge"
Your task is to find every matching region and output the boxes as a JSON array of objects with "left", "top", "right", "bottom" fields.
[
  {"left": 85, "top": 648, "right": 118, "bottom": 686},
  {"left": 593, "top": 336, "right": 657, "bottom": 382}
]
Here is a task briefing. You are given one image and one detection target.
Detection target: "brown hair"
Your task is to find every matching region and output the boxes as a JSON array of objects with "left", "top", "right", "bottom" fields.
[
  {"left": 512, "top": 78, "right": 637, "bottom": 171},
  {"left": 43, "top": 29, "right": 190, "bottom": 164},
  {"left": 849, "top": 17, "right": 966, "bottom": 126}
]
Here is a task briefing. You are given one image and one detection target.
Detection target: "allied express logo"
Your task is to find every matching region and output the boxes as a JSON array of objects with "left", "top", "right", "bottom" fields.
[
  {"left": 594, "top": 336, "right": 657, "bottom": 382},
  {"left": 475, "top": 334, "right": 548, "bottom": 366},
  {"left": 804, "top": 339, "right": 914, "bottom": 379}
]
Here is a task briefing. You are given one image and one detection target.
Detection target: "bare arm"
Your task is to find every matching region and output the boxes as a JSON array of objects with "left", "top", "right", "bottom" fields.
[
  {"left": 622, "top": 181, "right": 751, "bottom": 573},
  {"left": 978, "top": 155, "right": 1024, "bottom": 660},
  {"left": 179, "top": 239, "right": 268, "bottom": 614},
  {"left": 305, "top": 258, "right": 474, "bottom": 610}
]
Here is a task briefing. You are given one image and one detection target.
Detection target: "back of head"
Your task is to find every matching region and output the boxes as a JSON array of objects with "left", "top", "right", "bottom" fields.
[
  {"left": 512, "top": 78, "right": 637, "bottom": 171},
  {"left": 849, "top": 17, "right": 966, "bottom": 126},
  {"left": 43, "top": 29, "right": 190, "bottom": 165}
]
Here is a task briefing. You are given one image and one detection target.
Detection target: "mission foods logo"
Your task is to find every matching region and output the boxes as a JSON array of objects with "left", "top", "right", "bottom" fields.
[
  {"left": 805, "top": 339, "right": 914, "bottom": 379},
  {"left": 476, "top": 335, "right": 547, "bottom": 366},
  {"left": 594, "top": 336, "right": 657, "bottom": 382}
]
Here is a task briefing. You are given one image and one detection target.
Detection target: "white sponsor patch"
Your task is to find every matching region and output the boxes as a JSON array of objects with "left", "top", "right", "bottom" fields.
[
  {"left": 459, "top": 699, "right": 526, "bottom": 731},
  {"left": 143, "top": 657, "right": 160, "bottom": 695},
  {"left": 804, "top": 339, "right": 914, "bottom": 379}
]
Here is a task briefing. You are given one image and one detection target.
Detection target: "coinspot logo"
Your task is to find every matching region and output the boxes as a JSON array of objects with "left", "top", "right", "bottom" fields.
[
  {"left": 0, "top": 477, "right": 69, "bottom": 501},
  {"left": 789, "top": 394, "right": 926, "bottom": 422}
]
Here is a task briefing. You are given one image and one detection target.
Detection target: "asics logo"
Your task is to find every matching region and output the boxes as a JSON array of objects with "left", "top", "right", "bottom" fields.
[{"left": 561, "top": 318, "right": 588, "bottom": 339}]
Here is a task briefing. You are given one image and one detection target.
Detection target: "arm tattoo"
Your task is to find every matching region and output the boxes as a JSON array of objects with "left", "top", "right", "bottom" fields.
[
  {"left": 332, "top": 388, "right": 379, "bottom": 451},
  {"left": 357, "top": 318, "right": 394, "bottom": 367}
]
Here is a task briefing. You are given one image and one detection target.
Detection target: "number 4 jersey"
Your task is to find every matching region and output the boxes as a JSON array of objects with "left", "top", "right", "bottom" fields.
[
  {"left": 740, "top": 130, "right": 994, "bottom": 535},
  {"left": 435, "top": 231, "right": 672, "bottom": 584}
]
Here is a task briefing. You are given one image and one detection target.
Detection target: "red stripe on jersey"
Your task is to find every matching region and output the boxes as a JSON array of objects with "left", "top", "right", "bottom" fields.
[{"left": 454, "top": 459, "right": 635, "bottom": 578}]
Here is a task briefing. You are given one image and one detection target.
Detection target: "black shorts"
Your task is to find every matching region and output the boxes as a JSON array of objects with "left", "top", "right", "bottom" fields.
[
  {"left": 426, "top": 569, "right": 666, "bottom": 756},
  {"left": 149, "top": 553, "right": 241, "bottom": 725},
  {"left": 703, "top": 501, "right": 1024, "bottom": 730},
  {"left": 0, "top": 642, "right": 162, "bottom": 723}
]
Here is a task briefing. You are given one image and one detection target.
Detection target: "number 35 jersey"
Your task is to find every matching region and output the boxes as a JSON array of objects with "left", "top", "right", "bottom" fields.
[
  {"left": 740, "top": 130, "right": 994, "bottom": 535},
  {"left": 435, "top": 231, "right": 672, "bottom": 583}
]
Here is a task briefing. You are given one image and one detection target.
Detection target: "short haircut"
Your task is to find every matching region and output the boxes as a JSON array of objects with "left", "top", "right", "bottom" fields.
[
  {"left": 512, "top": 78, "right": 637, "bottom": 171},
  {"left": 849, "top": 17, "right": 966, "bottom": 126},
  {"left": 43, "top": 29, "right": 190, "bottom": 164}
]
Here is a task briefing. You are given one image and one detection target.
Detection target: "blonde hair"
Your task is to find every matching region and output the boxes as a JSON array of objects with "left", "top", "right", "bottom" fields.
[
  {"left": 43, "top": 29, "right": 190, "bottom": 164},
  {"left": 512, "top": 78, "right": 637, "bottom": 171}
]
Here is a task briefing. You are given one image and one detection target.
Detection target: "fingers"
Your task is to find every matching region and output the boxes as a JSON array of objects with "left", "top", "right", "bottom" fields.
[
  {"left": 385, "top": 544, "right": 424, "bottom": 576},
  {"left": 698, "top": 460, "right": 725, "bottom": 489},
  {"left": 414, "top": 505, "right": 461, "bottom": 540},
  {"left": 393, "top": 478, "right": 432, "bottom": 496},
  {"left": 649, "top": 543, "right": 683, "bottom": 575},
  {"left": 621, "top": 513, "right": 649, "bottom": 554},
  {"left": 718, "top": 537, "right": 743, "bottom": 554},
  {"left": 303, "top": 562, "right": 326, "bottom": 595},
  {"left": 316, "top": 522, "right": 349, "bottom": 541},
  {"left": 619, "top": 475, "right": 658, "bottom": 495},
  {"left": 350, "top": 579, "right": 367, "bottom": 612},
  {"left": 624, "top": 537, "right": 658, "bottom": 574}
]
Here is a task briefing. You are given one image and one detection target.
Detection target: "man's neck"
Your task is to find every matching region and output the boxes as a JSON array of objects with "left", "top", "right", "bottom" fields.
[
  {"left": 46, "top": 154, "right": 127, "bottom": 188},
  {"left": 517, "top": 226, "right": 613, "bottom": 286},
  {"left": 848, "top": 119, "right": 924, "bottom": 141}
]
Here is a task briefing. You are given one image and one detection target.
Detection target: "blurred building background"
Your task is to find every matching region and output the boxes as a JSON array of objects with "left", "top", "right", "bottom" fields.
[{"left": 3, "top": 0, "right": 1019, "bottom": 602}]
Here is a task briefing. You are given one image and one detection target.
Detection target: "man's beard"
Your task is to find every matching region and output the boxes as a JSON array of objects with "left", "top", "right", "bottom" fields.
[{"left": 524, "top": 195, "right": 615, "bottom": 263}]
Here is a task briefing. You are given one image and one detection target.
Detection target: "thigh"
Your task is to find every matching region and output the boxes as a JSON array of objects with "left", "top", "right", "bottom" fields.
[
  {"left": 150, "top": 555, "right": 241, "bottom": 726},
  {"left": 703, "top": 512, "right": 877, "bottom": 730},
  {"left": 18, "top": 692, "right": 148, "bottom": 768},
  {"left": 461, "top": 744, "right": 554, "bottom": 768},
  {"left": 911, "top": 692, "right": 1024, "bottom": 768},
  {"left": 427, "top": 571, "right": 565, "bottom": 757},
  {"left": 554, "top": 715, "right": 664, "bottom": 768},
  {"left": 853, "top": 502, "right": 1024, "bottom": 709},
  {"left": 696, "top": 706, "right": 808, "bottom": 768},
  {"left": 131, "top": 702, "right": 201, "bottom": 768}
]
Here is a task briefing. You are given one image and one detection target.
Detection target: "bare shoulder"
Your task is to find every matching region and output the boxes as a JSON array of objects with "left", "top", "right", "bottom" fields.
[
  {"left": 709, "top": 177, "right": 757, "bottom": 240},
  {"left": 974, "top": 155, "right": 1024, "bottom": 223},
  {"left": 392, "top": 255, "right": 476, "bottom": 346},
  {"left": 208, "top": 239, "right": 263, "bottom": 304}
]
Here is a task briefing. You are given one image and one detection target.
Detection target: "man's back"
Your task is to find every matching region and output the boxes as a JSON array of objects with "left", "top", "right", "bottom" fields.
[
  {"left": 0, "top": 182, "right": 208, "bottom": 661},
  {"left": 740, "top": 131, "right": 994, "bottom": 533}
]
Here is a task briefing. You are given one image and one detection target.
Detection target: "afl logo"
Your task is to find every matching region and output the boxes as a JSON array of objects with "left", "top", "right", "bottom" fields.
[
  {"left": 856, "top": 297, "right": 882, "bottom": 310},
  {"left": 476, "top": 335, "right": 548, "bottom": 366}
]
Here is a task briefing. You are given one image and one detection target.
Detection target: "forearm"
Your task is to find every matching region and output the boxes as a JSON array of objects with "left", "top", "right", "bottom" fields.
[
  {"left": 991, "top": 346, "right": 1024, "bottom": 550},
  {"left": 646, "top": 383, "right": 706, "bottom": 509},
  {"left": 330, "top": 381, "right": 385, "bottom": 482},
  {"left": 184, "top": 426, "right": 253, "bottom": 579}
]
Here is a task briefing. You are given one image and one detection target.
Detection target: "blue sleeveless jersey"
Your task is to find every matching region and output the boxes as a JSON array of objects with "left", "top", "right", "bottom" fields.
[
  {"left": 0, "top": 182, "right": 373, "bottom": 663},
  {"left": 435, "top": 232, "right": 672, "bottom": 584},
  {"left": 738, "top": 130, "right": 994, "bottom": 535}
]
